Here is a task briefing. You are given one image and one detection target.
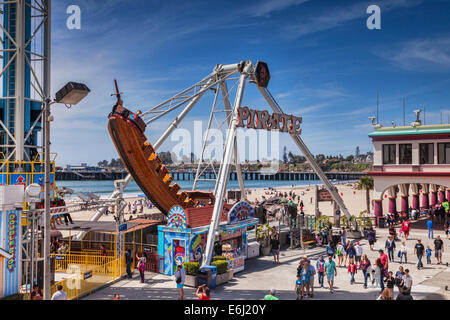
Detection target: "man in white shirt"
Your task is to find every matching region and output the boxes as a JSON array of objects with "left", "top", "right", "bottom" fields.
[
  {"left": 354, "top": 242, "right": 363, "bottom": 267},
  {"left": 400, "top": 269, "right": 413, "bottom": 294},
  {"left": 51, "top": 285, "right": 67, "bottom": 300}
]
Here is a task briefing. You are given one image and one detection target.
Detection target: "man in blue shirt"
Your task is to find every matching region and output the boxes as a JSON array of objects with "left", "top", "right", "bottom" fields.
[
  {"left": 324, "top": 256, "right": 337, "bottom": 293},
  {"left": 427, "top": 219, "right": 433, "bottom": 239}
]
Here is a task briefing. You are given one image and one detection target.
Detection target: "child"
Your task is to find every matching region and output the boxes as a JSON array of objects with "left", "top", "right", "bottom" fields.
[
  {"left": 372, "top": 264, "right": 381, "bottom": 288},
  {"left": 348, "top": 260, "right": 357, "bottom": 284},
  {"left": 295, "top": 274, "right": 304, "bottom": 300},
  {"left": 426, "top": 245, "right": 432, "bottom": 264}
]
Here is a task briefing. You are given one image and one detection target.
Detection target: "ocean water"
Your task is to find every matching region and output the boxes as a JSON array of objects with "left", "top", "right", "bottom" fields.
[{"left": 56, "top": 179, "right": 331, "bottom": 199}]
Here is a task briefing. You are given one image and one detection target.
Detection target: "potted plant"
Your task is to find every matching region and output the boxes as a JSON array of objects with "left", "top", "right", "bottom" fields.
[
  {"left": 256, "top": 224, "right": 275, "bottom": 256},
  {"left": 183, "top": 261, "right": 200, "bottom": 287},
  {"left": 211, "top": 259, "right": 234, "bottom": 285}
]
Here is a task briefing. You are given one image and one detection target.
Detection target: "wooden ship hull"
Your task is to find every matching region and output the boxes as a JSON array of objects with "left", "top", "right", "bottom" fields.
[{"left": 108, "top": 103, "right": 214, "bottom": 216}]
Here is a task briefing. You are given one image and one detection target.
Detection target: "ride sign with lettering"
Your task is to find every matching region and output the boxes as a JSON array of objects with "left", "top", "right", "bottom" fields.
[{"left": 236, "top": 106, "right": 302, "bottom": 134}]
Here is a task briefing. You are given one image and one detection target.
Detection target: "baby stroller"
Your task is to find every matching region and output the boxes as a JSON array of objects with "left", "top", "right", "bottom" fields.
[{"left": 313, "top": 231, "right": 323, "bottom": 247}]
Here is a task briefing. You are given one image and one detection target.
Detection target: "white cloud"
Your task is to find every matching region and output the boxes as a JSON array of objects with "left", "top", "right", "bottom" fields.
[
  {"left": 376, "top": 37, "right": 450, "bottom": 71},
  {"left": 245, "top": 0, "right": 309, "bottom": 17},
  {"left": 284, "top": 0, "right": 423, "bottom": 39}
]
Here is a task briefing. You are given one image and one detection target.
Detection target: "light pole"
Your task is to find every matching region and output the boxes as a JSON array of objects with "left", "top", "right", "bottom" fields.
[{"left": 43, "top": 82, "right": 90, "bottom": 300}]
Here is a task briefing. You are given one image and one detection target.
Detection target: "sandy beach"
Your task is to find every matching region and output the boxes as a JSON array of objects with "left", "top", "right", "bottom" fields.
[{"left": 67, "top": 182, "right": 374, "bottom": 224}]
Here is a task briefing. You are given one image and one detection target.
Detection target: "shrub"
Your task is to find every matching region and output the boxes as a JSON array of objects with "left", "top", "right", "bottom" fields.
[
  {"left": 184, "top": 262, "right": 200, "bottom": 275},
  {"left": 211, "top": 260, "right": 229, "bottom": 274},
  {"left": 213, "top": 255, "right": 227, "bottom": 261}
]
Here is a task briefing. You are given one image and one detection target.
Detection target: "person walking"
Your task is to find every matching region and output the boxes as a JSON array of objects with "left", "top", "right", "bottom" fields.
[
  {"left": 359, "top": 254, "right": 371, "bottom": 289},
  {"left": 321, "top": 227, "right": 328, "bottom": 246},
  {"left": 348, "top": 260, "right": 357, "bottom": 285},
  {"left": 125, "top": 249, "right": 133, "bottom": 279},
  {"left": 400, "top": 269, "right": 413, "bottom": 294},
  {"left": 51, "top": 285, "right": 67, "bottom": 300},
  {"left": 444, "top": 220, "right": 449, "bottom": 239},
  {"left": 427, "top": 219, "right": 434, "bottom": 239},
  {"left": 326, "top": 242, "right": 335, "bottom": 258},
  {"left": 264, "top": 289, "right": 279, "bottom": 300},
  {"left": 425, "top": 245, "right": 432, "bottom": 264},
  {"left": 401, "top": 219, "right": 411, "bottom": 240},
  {"left": 367, "top": 228, "right": 376, "bottom": 250},
  {"left": 174, "top": 264, "right": 186, "bottom": 300},
  {"left": 306, "top": 259, "right": 316, "bottom": 298},
  {"left": 434, "top": 235, "right": 444, "bottom": 264},
  {"left": 324, "top": 255, "right": 337, "bottom": 293},
  {"left": 137, "top": 254, "right": 146, "bottom": 283},
  {"left": 316, "top": 255, "right": 326, "bottom": 288},
  {"left": 414, "top": 240, "right": 425, "bottom": 270},
  {"left": 378, "top": 250, "right": 389, "bottom": 292},
  {"left": 343, "top": 240, "right": 351, "bottom": 267},
  {"left": 395, "top": 266, "right": 405, "bottom": 293},
  {"left": 385, "top": 235, "right": 396, "bottom": 262},
  {"left": 372, "top": 258, "right": 382, "bottom": 288},
  {"left": 341, "top": 228, "right": 347, "bottom": 247},
  {"left": 399, "top": 241, "right": 408, "bottom": 264},
  {"left": 347, "top": 242, "right": 356, "bottom": 265},
  {"left": 295, "top": 274, "right": 304, "bottom": 300},
  {"left": 336, "top": 241, "right": 345, "bottom": 267},
  {"left": 271, "top": 234, "right": 280, "bottom": 264},
  {"left": 354, "top": 242, "right": 363, "bottom": 267},
  {"left": 384, "top": 271, "right": 395, "bottom": 297}
]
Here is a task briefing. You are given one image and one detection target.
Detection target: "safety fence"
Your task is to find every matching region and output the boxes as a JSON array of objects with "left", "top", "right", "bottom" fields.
[
  {"left": 52, "top": 253, "right": 117, "bottom": 273},
  {"left": 50, "top": 256, "right": 126, "bottom": 300}
]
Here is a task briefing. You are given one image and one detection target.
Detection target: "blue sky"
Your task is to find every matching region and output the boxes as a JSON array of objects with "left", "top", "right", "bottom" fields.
[{"left": 49, "top": 0, "right": 450, "bottom": 166}]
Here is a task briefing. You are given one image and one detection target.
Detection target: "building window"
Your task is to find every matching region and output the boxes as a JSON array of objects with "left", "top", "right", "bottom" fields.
[
  {"left": 438, "top": 143, "right": 450, "bottom": 164},
  {"left": 399, "top": 144, "right": 412, "bottom": 164},
  {"left": 383, "top": 144, "right": 396, "bottom": 164},
  {"left": 420, "top": 143, "right": 434, "bottom": 164}
]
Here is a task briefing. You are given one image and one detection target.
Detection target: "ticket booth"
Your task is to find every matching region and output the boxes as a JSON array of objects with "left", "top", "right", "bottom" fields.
[{"left": 158, "top": 201, "right": 258, "bottom": 275}]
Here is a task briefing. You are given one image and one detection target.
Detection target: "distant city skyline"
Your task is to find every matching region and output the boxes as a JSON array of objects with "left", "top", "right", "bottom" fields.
[{"left": 49, "top": 0, "right": 450, "bottom": 166}]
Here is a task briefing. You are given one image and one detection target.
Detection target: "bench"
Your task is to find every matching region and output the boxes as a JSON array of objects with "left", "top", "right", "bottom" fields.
[{"left": 302, "top": 240, "right": 316, "bottom": 248}]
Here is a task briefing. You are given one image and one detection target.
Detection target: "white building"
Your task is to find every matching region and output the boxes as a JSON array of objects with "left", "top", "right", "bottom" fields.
[{"left": 367, "top": 123, "right": 450, "bottom": 223}]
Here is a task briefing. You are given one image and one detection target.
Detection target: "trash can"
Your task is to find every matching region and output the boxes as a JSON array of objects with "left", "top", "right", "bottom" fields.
[
  {"left": 377, "top": 217, "right": 386, "bottom": 228},
  {"left": 197, "top": 268, "right": 212, "bottom": 288},
  {"left": 201, "top": 266, "right": 217, "bottom": 289}
]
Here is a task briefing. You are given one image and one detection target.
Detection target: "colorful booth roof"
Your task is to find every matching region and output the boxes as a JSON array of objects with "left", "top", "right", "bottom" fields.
[{"left": 160, "top": 201, "right": 258, "bottom": 234}]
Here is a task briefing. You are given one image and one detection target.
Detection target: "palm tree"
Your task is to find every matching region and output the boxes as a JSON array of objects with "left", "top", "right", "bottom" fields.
[{"left": 357, "top": 176, "right": 374, "bottom": 212}]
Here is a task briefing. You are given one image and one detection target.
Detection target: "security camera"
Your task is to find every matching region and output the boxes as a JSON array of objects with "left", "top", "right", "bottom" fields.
[
  {"left": 369, "top": 116, "right": 376, "bottom": 125},
  {"left": 413, "top": 109, "right": 421, "bottom": 122}
]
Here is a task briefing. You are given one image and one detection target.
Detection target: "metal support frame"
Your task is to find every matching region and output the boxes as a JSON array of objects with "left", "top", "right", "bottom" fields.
[
  {"left": 220, "top": 80, "right": 245, "bottom": 199},
  {"left": 42, "top": 0, "right": 51, "bottom": 300},
  {"left": 257, "top": 86, "right": 354, "bottom": 225},
  {"left": 202, "top": 61, "right": 252, "bottom": 267},
  {"left": 0, "top": 0, "right": 50, "bottom": 164}
]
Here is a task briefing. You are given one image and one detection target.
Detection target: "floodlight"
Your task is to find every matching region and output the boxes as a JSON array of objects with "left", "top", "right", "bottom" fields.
[
  {"left": 55, "top": 82, "right": 90, "bottom": 105},
  {"left": 25, "top": 183, "right": 42, "bottom": 198}
]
